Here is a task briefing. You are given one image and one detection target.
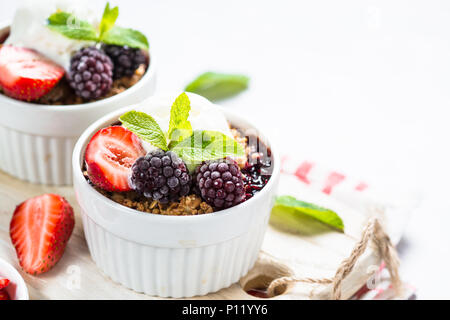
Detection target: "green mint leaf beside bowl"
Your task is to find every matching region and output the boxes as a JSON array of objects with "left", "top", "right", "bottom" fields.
[
  {"left": 185, "top": 72, "right": 249, "bottom": 101},
  {"left": 270, "top": 196, "right": 344, "bottom": 234},
  {"left": 120, "top": 111, "right": 168, "bottom": 151}
]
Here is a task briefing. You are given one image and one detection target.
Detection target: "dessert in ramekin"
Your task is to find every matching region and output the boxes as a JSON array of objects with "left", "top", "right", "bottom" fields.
[
  {"left": 0, "top": 0, "right": 156, "bottom": 185},
  {"left": 72, "top": 93, "right": 280, "bottom": 297}
]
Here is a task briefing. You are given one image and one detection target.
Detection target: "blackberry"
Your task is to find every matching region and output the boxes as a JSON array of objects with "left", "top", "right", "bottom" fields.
[
  {"left": 68, "top": 46, "right": 113, "bottom": 100},
  {"left": 103, "top": 45, "right": 147, "bottom": 79},
  {"left": 130, "top": 150, "right": 192, "bottom": 204},
  {"left": 195, "top": 158, "right": 245, "bottom": 209}
]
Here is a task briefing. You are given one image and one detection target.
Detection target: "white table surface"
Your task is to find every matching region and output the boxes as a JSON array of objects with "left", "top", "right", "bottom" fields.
[{"left": 1, "top": 0, "right": 449, "bottom": 299}]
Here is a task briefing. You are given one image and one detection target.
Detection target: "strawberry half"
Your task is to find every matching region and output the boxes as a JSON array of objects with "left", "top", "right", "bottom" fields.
[
  {"left": 0, "top": 289, "right": 10, "bottom": 300},
  {"left": 85, "top": 126, "right": 146, "bottom": 192},
  {"left": 0, "top": 278, "right": 10, "bottom": 290},
  {"left": 10, "top": 194, "right": 75, "bottom": 275},
  {"left": 0, "top": 45, "right": 64, "bottom": 101}
]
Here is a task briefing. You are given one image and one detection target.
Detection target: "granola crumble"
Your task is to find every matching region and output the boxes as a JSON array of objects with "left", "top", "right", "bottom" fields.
[
  {"left": 112, "top": 191, "right": 213, "bottom": 215},
  {"left": 230, "top": 127, "right": 248, "bottom": 168},
  {"left": 85, "top": 171, "right": 213, "bottom": 215}
]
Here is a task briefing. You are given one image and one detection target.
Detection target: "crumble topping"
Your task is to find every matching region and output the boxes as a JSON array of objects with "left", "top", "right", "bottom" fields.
[
  {"left": 230, "top": 128, "right": 248, "bottom": 168},
  {"left": 85, "top": 171, "right": 213, "bottom": 215},
  {"left": 111, "top": 191, "right": 213, "bottom": 215}
]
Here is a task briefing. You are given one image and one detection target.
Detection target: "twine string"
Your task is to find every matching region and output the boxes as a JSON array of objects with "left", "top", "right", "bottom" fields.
[{"left": 266, "top": 218, "right": 402, "bottom": 299}]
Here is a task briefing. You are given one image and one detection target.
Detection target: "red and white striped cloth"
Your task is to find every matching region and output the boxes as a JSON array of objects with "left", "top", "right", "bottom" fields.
[{"left": 279, "top": 155, "right": 417, "bottom": 300}]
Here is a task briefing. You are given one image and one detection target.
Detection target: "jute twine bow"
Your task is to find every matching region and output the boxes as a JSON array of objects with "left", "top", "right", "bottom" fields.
[{"left": 266, "top": 218, "right": 402, "bottom": 300}]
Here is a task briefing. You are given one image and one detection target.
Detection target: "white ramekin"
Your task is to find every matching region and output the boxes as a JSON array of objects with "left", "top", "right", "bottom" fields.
[
  {"left": 0, "top": 258, "right": 29, "bottom": 300},
  {"left": 72, "top": 94, "right": 280, "bottom": 298},
  {"left": 0, "top": 24, "right": 157, "bottom": 186}
]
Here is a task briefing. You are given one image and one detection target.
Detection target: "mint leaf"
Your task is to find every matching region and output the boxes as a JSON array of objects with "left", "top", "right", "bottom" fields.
[
  {"left": 270, "top": 196, "right": 344, "bottom": 233},
  {"left": 120, "top": 111, "right": 168, "bottom": 151},
  {"left": 47, "top": 12, "right": 98, "bottom": 41},
  {"left": 99, "top": 3, "right": 119, "bottom": 40},
  {"left": 102, "top": 26, "right": 149, "bottom": 50},
  {"left": 185, "top": 72, "right": 249, "bottom": 101},
  {"left": 47, "top": 6, "right": 149, "bottom": 50},
  {"left": 171, "top": 130, "right": 245, "bottom": 164},
  {"left": 168, "top": 93, "right": 193, "bottom": 144}
]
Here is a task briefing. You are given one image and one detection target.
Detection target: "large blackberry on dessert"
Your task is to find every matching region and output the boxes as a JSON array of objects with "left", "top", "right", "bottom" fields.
[
  {"left": 195, "top": 158, "right": 245, "bottom": 209},
  {"left": 130, "top": 150, "right": 192, "bottom": 204},
  {"left": 67, "top": 46, "right": 113, "bottom": 100},
  {"left": 103, "top": 45, "right": 147, "bottom": 79}
]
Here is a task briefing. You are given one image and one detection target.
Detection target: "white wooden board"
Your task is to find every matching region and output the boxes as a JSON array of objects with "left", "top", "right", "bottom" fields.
[{"left": 0, "top": 170, "right": 387, "bottom": 300}]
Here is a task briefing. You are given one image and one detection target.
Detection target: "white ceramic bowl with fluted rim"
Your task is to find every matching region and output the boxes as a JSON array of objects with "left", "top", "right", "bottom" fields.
[
  {"left": 0, "top": 23, "right": 157, "bottom": 186},
  {"left": 0, "top": 258, "right": 29, "bottom": 300},
  {"left": 72, "top": 94, "right": 280, "bottom": 298}
]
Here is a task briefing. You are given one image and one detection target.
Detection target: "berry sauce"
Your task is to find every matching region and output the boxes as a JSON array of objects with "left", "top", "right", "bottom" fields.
[
  {"left": 246, "top": 288, "right": 270, "bottom": 298},
  {"left": 241, "top": 135, "right": 272, "bottom": 200}
]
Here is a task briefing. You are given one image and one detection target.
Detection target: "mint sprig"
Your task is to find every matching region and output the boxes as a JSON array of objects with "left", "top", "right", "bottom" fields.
[
  {"left": 47, "top": 12, "right": 98, "bottom": 41},
  {"left": 101, "top": 26, "right": 149, "bottom": 50},
  {"left": 171, "top": 130, "right": 245, "bottom": 164},
  {"left": 120, "top": 111, "right": 168, "bottom": 151},
  {"left": 185, "top": 72, "right": 250, "bottom": 101},
  {"left": 119, "top": 93, "right": 244, "bottom": 164},
  {"left": 47, "top": 2, "right": 149, "bottom": 50},
  {"left": 99, "top": 3, "right": 119, "bottom": 41},
  {"left": 168, "top": 92, "right": 192, "bottom": 144},
  {"left": 270, "top": 196, "right": 344, "bottom": 233}
]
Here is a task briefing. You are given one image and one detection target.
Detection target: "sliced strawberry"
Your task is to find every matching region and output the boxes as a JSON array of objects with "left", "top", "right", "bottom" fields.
[
  {"left": 0, "top": 278, "right": 10, "bottom": 290},
  {"left": 10, "top": 194, "right": 75, "bottom": 275},
  {"left": 0, "top": 289, "right": 10, "bottom": 300},
  {"left": 85, "top": 126, "right": 145, "bottom": 192},
  {"left": 0, "top": 45, "right": 64, "bottom": 101}
]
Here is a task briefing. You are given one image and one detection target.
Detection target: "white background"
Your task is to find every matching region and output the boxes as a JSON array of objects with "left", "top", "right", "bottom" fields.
[{"left": 1, "top": 0, "right": 449, "bottom": 299}]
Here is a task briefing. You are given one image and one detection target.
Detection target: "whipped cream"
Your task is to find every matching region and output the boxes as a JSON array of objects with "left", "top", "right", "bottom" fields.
[
  {"left": 134, "top": 93, "right": 233, "bottom": 153},
  {"left": 6, "top": 0, "right": 98, "bottom": 70}
]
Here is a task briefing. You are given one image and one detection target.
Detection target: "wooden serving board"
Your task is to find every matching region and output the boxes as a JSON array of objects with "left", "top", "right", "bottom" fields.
[{"left": 0, "top": 170, "right": 387, "bottom": 300}]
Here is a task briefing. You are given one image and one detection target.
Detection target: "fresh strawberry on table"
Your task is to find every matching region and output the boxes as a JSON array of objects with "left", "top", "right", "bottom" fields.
[
  {"left": 10, "top": 194, "right": 75, "bottom": 275},
  {"left": 85, "top": 126, "right": 146, "bottom": 192},
  {"left": 0, "top": 278, "right": 10, "bottom": 290},
  {"left": 0, "top": 45, "right": 64, "bottom": 101}
]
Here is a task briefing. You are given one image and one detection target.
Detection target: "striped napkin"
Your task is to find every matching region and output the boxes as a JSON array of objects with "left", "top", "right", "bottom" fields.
[{"left": 279, "top": 155, "right": 417, "bottom": 300}]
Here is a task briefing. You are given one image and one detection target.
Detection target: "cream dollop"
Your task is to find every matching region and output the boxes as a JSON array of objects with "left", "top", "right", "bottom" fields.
[
  {"left": 5, "top": 0, "right": 97, "bottom": 70},
  {"left": 134, "top": 93, "right": 233, "bottom": 153}
]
